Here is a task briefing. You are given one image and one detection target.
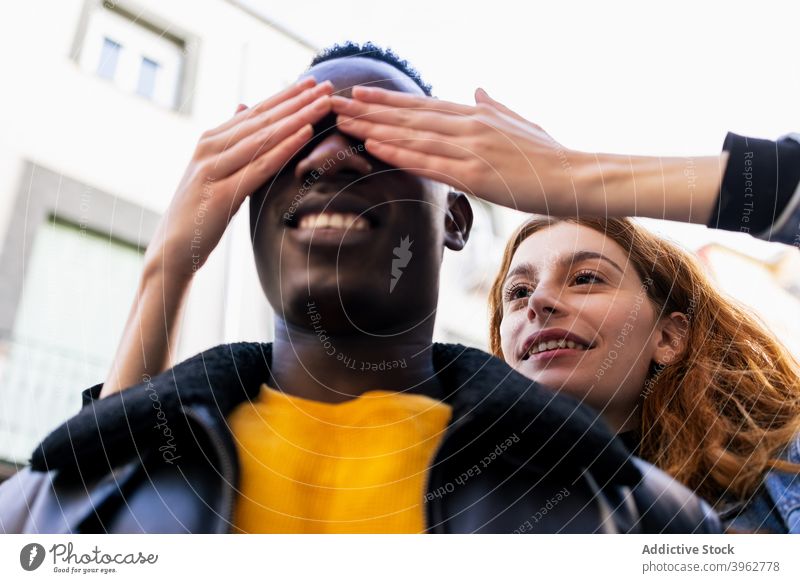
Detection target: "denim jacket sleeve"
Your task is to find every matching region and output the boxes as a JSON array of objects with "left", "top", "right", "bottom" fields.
[
  {"left": 719, "top": 433, "right": 800, "bottom": 533},
  {"left": 762, "top": 432, "right": 800, "bottom": 533}
]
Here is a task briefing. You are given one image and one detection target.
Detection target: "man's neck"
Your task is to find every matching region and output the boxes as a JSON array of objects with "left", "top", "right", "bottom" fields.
[{"left": 268, "top": 317, "right": 443, "bottom": 403}]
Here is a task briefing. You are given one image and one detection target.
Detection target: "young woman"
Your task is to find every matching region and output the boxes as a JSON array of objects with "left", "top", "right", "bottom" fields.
[{"left": 487, "top": 215, "right": 800, "bottom": 533}]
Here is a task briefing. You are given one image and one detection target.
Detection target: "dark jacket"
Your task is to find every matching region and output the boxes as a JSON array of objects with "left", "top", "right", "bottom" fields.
[
  {"left": 709, "top": 132, "right": 800, "bottom": 245},
  {"left": 0, "top": 342, "right": 721, "bottom": 533}
]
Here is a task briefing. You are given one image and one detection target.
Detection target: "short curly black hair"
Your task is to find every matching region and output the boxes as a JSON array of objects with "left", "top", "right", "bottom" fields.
[{"left": 308, "top": 41, "right": 433, "bottom": 97}]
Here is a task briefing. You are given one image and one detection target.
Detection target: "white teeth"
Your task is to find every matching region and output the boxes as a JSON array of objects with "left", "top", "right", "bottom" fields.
[
  {"left": 297, "top": 213, "right": 369, "bottom": 231},
  {"left": 528, "top": 338, "right": 589, "bottom": 357}
]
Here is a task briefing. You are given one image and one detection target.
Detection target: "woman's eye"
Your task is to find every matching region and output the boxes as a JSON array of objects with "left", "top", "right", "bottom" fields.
[
  {"left": 573, "top": 271, "right": 603, "bottom": 285},
  {"left": 505, "top": 284, "right": 532, "bottom": 301}
]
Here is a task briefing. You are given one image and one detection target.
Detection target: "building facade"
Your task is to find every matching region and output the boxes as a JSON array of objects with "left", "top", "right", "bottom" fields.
[{"left": 0, "top": 0, "right": 316, "bottom": 475}]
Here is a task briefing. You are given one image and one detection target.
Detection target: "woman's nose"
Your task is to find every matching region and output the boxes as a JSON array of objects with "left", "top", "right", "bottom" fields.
[
  {"left": 526, "top": 284, "right": 563, "bottom": 321},
  {"left": 294, "top": 133, "right": 372, "bottom": 180}
]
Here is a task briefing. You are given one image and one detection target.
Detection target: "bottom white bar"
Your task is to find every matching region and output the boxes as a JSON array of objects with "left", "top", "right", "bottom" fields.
[{"left": 1, "top": 535, "right": 798, "bottom": 582}]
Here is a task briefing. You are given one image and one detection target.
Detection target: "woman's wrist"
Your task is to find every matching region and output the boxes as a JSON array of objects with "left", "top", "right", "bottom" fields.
[{"left": 572, "top": 150, "right": 727, "bottom": 223}]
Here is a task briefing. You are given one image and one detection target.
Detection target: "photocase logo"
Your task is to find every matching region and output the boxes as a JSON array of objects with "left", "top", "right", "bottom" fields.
[
  {"left": 390, "top": 235, "right": 413, "bottom": 293},
  {"left": 20, "top": 543, "right": 46, "bottom": 571}
]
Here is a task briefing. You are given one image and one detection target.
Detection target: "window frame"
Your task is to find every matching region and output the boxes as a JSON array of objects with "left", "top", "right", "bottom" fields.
[
  {"left": 0, "top": 161, "right": 160, "bottom": 342},
  {"left": 69, "top": 0, "right": 200, "bottom": 114}
]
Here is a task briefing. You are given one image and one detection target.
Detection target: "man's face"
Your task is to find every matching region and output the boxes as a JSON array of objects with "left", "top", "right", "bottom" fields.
[{"left": 250, "top": 57, "right": 469, "bottom": 335}]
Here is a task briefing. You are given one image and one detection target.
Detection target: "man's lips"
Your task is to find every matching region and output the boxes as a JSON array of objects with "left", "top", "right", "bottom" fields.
[
  {"left": 282, "top": 191, "right": 384, "bottom": 247},
  {"left": 519, "top": 328, "right": 596, "bottom": 361},
  {"left": 283, "top": 192, "right": 381, "bottom": 230}
]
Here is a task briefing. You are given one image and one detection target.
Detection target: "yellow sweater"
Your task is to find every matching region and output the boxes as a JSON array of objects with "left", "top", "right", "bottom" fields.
[{"left": 228, "top": 384, "right": 452, "bottom": 533}]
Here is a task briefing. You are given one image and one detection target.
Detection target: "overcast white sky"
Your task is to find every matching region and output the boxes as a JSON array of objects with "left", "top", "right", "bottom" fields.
[{"left": 245, "top": 0, "right": 799, "bottom": 257}]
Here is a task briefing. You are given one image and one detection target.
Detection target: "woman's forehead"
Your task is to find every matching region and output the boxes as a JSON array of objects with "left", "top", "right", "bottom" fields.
[{"left": 511, "top": 223, "right": 630, "bottom": 273}]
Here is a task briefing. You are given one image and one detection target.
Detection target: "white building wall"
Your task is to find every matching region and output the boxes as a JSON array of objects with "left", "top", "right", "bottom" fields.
[
  {"left": 0, "top": 0, "right": 315, "bottom": 364},
  {"left": 0, "top": 0, "right": 315, "bottom": 466}
]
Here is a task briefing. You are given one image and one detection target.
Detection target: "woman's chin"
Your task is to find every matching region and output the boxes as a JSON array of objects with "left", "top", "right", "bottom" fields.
[{"left": 515, "top": 360, "right": 587, "bottom": 391}]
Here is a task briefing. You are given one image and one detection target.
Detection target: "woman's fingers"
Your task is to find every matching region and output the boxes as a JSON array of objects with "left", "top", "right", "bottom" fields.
[
  {"left": 207, "top": 81, "right": 333, "bottom": 154},
  {"left": 361, "top": 139, "right": 472, "bottom": 187},
  {"left": 213, "top": 95, "right": 331, "bottom": 178},
  {"left": 239, "top": 81, "right": 333, "bottom": 140},
  {"left": 475, "top": 87, "right": 541, "bottom": 129},
  {"left": 350, "top": 85, "right": 476, "bottom": 116},
  {"left": 331, "top": 95, "right": 471, "bottom": 136},
  {"left": 247, "top": 76, "right": 318, "bottom": 117},
  {"left": 337, "top": 115, "right": 472, "bottom": 159},
  {"left": 226, "top": 124, "right": 314, "bottom": 201},
  {"left": 364, "top": 138, "right": 525, "bottom": 208},
  {"left": 206, "top": 77, "right": 316, "bottom": 138}
]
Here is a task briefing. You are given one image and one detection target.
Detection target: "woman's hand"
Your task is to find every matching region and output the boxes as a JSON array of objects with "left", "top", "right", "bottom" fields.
[
  {"left": 144, "top": 77, "right": 334, "bottom": 283},
  {"left": 331, "top": 86, "right": 585, "bottom": 215},
  {"left": 331, "top": 87, "right": 723, "bottom": 222}
]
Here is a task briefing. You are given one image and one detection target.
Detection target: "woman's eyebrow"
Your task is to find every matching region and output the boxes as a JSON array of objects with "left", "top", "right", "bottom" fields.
[
  {"left": 503, "top": 263, "right": 536, "bottom": 285},
  {"left": 503, "top": 251, "right": 624, "bottom": 286},
  {"left": 560, "top": 251, "right": 624, "bottom": 274}
]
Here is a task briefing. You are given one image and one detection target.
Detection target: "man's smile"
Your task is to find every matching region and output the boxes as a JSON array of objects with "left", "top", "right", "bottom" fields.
[{"left": 282, "top": 190, "right": 385, "bottom": 247}]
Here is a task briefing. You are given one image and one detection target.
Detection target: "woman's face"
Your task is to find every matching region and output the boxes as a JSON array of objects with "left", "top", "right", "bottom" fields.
[{"left": 499, "top": 223, "right": 671, "bottom": 431}]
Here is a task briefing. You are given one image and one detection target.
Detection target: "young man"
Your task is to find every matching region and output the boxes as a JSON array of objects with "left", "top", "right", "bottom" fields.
[{"left": 0, "top": 43, "right": 720, "bottom": 534}]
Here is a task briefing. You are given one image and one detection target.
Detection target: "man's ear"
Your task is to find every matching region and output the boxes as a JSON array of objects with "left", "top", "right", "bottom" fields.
[
  {"left": 444, "top": 191, "right": 473, "bottom": 251},
  {"left": 652, "top": 311, "right": 690, "bottom": 366}
]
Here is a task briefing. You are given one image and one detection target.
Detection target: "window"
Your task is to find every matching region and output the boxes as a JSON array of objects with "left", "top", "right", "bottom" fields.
[
  {"left": 96, "top": 37, "right": 122, "bottom": 80},
  {"left": 136, "top": 56, "right": 160, "bottom": 99},
  {"left": 0, "top": 162, "right": 160, "bottom": 470},
  {"left": 0, "top": 218, "right": 145, "bottom": 464},
  {"left": 77, "top": 2, "right": 186, "bottom": 109}
]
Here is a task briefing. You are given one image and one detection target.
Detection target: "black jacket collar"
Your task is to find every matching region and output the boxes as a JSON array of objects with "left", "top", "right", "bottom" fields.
[{"left": 30, "top": 342, "right": 641, "bottom": 486}]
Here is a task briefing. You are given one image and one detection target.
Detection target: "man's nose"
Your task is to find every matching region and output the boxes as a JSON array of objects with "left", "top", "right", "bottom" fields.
[{"left": 294, "top": 133, "right": 372, "bottom": 180}]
